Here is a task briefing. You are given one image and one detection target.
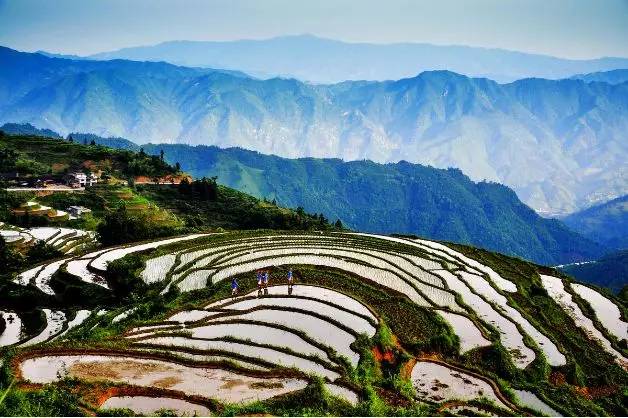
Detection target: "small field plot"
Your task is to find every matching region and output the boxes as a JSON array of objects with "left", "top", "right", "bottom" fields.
[
  {"left": 411, "top": 360, "right": 509, "bottom": 409},
  {"left": 100, "top": 396, "right": 211, "bottom": 417},
  {"left": 34, "top": 258, "right": 69, "bottom": 296},
  {"left": 513, "top": 389, "right": 562, "bottom": 416},
  {"left": 570, "top": 283, "right": 627, "bottom": 342},
  {"left": 0, "top": 311, "right": 22, "bottom": 347},
  {"left": 20, "top": 355, "right": 308, "bottom": 404},
  {"left": 53, "top": 310, "right": 91, "bottom": 340},
  {"left": 140, "top": 253, "right": 178, "bottom": 284},
  {"left": 436, "top": 310, "right": 491, "bottom": 353}
]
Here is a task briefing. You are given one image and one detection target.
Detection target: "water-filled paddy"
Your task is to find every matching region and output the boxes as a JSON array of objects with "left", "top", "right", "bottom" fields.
[{"left": 20, "top": 355, "right": 307, "bottom": 403}]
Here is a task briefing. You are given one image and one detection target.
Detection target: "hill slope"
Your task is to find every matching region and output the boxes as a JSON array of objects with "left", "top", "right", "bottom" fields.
[
  {"left": 89, "top": 35, "right": 628, "bottom": 83},
  {"left": 563, "top": 195, "right": 628, "bottom": 249},
  {"left": 0, "top": 134, "right": 338, "bottom": 245},
  {"left": 132, "top": 143, "right": 604, "bottom": 266},
  {"left": 1, "top": 47, "right": 627, "bottom": 215}
]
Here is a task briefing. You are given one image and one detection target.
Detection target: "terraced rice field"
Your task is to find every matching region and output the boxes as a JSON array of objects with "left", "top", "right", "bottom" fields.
[
  {"left": 541, "top": 275, "right": 627, "bottom": 368},
  {"left": 570, "top": 283, "right": 627, "bottom": 342},
  {"left": 458, "top": 271, "right": 566, "bottom": 366},
  {"left": 513, "top": 389, "right": 562, "bottom": 417},
  {"left": 128, "top": 285, "right": 375, "bottom": 371},
  {"left": 7, "top": 230, "right": 627, "bottom": 414},
  {"left": 410, "top": 360, "right": 509, "bottom": 409},
  {"left": 20, "top": 355, "right": 308, "bottom": 403},
  {"left": 9, "top": 231, "right": 596, "bottom": 369},
  {"left": 99, "top": 396, "right": 211, "bottom": 416},
  {"left": 19, "top": 309, "right": 66, "bottom": 347},
  {"left": 432, "top": 269, "right": 535, "bottom": 368},
  {"left": 435, "top": 310, "right": 491, "bottom": 353},
  {"left": 0, "top": 225, "right": 97, "bottom": 254}
]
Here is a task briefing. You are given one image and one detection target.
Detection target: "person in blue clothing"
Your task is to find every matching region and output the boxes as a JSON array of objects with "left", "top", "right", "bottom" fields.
[
  {"left": 231, "top": 277, "right": 239, "bottom": 296},
  {"left": 263, "top": 270, "right": 269, "bottom": 287},
  {"left": 287, "top": 268, "right": 294, "bottom": 286}
]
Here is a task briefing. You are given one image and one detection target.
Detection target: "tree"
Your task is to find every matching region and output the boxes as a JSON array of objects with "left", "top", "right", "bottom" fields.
[
  {"left": 139, "top": 147, "right": 146, "bottom": 157},
  {"left": 160, "top": 149, "right": 165, "bottom": 161},
  {"left": 335, "top": 219, "right": 343, "bottom": 229},
  {"left": 175, "top": 162, "right": 181, "bottom": 172},
  {"left": 90, "top": 140, "right": 96, "bottom": 146},
  {"left": 67, "top": 134, "right": 74, "bottom": 143}
]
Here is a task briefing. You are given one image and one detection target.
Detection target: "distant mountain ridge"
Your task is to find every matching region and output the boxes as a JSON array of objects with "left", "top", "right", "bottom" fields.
[
  {"left": 1, "top": 46, "right": 627, "bottom": 216},
  {"left": 88, "top": 35, "right": 628, "bottom": 83},
  {"left": 570, "top": 69, "right": 628, "bottom": 85},
  {"left": 563, "top": 195, "right": 628, "bottom": 250}
]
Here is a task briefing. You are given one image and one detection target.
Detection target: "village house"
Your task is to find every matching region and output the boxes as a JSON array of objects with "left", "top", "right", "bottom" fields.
[
  {"left": 67, "top": 205, "right": 92, "bottom": 218},
  {"left": 64, "top": 171, "right": 98, "bottom": 187}
]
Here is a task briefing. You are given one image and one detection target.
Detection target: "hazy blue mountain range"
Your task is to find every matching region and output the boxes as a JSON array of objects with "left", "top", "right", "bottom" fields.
[
  {"left": 558, "top": 250, "right": 628, "bottom": 294},
  {"left": 1, "top": 46, "right": 627, "bottom": 216},
  {"left": 570, "top": 69, "right": 628, "bottom": 85},
  {"left": 87, "top": 35, "right": 628, "bottom": 84},
  {"left": 563, "top": 195, "right": 628, "bottom": 250}
]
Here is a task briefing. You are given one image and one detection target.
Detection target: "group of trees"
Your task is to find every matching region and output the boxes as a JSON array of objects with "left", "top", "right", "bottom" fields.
[
  {"left": 96, "top": 205, "right": 183, "bottom": 246},
  {"left": 178, "top": 177, "right": 218, "bottom": 201}
]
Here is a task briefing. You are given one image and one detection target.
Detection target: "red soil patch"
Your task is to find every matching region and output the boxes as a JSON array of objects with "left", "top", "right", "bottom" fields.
[
  {"left": 573, "top": 385, "right": 619, "bottom": 400},
  {"left": 372, "top": 346, "right": 394, "bottom": 363},
  {"left": 400, "top": 358, "right": 417, "bottom": 379},
  {"left": 549, "top": 371, "right": 566, "bottom": 386}
]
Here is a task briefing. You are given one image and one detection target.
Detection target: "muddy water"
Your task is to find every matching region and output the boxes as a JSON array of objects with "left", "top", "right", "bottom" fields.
[
  {"left": 20, "top": 355, "right": 307, "bottom": 403},
  {"left": 411, "top": 361, "right": 508, "bottom": 409},
  {"left": 100, "top": 396, "right": 211, "bottom": 416}
]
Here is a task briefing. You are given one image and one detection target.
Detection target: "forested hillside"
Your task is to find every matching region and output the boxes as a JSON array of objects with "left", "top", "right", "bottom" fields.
[{"left": 135, "top": 143, "right": 605, "bottom": 266}]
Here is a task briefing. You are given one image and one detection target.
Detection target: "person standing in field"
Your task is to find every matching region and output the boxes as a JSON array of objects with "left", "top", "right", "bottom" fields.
[
  {"left": 262, "top": 270, "right": 269, "bottom": 295},
  {"left": 231, "top": 277, "right": 239, "bottom": 297},
  {"left": 257, "top": 271, "right": 263, "bottom": 296},
  {"left": 287, "top": 268, "right": 294, "bottom": 295}
]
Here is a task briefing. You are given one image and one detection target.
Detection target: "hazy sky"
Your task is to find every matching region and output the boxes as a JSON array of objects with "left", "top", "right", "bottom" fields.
[{"left": 1, "top": 0, "right": 627, "bottom": 59}]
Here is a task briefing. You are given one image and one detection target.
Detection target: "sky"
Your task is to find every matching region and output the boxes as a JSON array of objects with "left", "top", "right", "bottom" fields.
[{"left": 0, "top": 0, "right": 627, "bottom": 59}]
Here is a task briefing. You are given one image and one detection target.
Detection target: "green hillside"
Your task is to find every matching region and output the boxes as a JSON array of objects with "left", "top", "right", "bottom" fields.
[
  {"left": 137, "top": 143, "right": 605, "bottom": 266},
  {"left": 0, "top": 134, "right": 338, "bottom": 275}
]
